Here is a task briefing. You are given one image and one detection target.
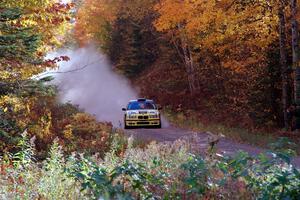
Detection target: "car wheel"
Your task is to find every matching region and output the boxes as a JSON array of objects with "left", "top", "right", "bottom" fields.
[
  {"left": 124, "top": 121, "right": 129, "bottom": 129},
  {"left": 156, "top": 120, "right": 162, "bottom": 128},
  {"left": 124, "top": 125, "right": 131, "bottom": 129}
]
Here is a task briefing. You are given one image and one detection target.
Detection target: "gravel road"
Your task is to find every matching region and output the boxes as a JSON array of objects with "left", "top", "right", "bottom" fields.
[{"left": 125, "top": 126, "right": 300, "bottom": 167}]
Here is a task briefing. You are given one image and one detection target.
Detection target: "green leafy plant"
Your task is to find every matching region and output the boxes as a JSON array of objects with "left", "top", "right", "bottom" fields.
[
  {"left": 225, "top": 139, "right": 300, "bottom": 200},
  {"left": 181, "top": 155, "right": 209, "bottom": 196},
  {"left": 12, "top": 132, "right": 35, "bottom": 169}
]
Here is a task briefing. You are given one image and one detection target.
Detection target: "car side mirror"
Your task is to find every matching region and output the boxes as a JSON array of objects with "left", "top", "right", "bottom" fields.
[
  {"left": 122, "top": 108, "right": 127, "bottom": 111},
  {"left": 157, "top": 105, "right": 162, "bottom": 110}
]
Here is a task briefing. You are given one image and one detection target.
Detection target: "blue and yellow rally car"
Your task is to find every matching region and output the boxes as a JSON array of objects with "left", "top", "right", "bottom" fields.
[{"left": 122, "top": 98, "right": 162, "bottom": 129}]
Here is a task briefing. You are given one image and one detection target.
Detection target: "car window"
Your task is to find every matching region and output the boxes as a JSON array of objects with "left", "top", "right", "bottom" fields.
[{"left": 127, "top": 102, "right": 156, "bottom": 110}]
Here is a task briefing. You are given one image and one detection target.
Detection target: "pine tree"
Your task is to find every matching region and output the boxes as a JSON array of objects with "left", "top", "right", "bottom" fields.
[{"left": 0, "top": 8, "right": 40, "bottom": 64}]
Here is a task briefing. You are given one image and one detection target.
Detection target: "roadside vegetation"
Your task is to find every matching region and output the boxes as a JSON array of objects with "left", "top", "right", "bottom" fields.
[{"left": 1, "top": 134, "right": 300, "bottom": 200}]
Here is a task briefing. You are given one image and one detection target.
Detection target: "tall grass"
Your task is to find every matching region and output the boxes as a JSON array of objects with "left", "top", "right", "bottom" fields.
[{"left": 0, "top": 133, "right": 299, "bottom": 200}]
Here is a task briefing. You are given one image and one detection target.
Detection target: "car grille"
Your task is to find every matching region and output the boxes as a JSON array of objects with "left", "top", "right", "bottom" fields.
[
  {"left": 137, "top": 121, "right": 150, "bottom": 125},
  {"left": 138, "top": 116, "right": 149, "bottom": 120}
]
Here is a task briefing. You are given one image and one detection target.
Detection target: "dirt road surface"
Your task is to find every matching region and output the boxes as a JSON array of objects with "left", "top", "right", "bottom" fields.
[{"left": 125, "top": 126, "right": 300, "bottom": 167}]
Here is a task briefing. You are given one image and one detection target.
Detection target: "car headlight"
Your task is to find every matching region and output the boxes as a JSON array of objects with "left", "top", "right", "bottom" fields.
[
  {"left": 127, "top": 115, "right": 137, "bottom": 119},
  {"left": 150, "top": 114, "right": 159, "bottom": 119}
]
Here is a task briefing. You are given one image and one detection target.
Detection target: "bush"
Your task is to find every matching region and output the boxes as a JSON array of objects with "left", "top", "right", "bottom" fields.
[
  {"left": 0, "top": 80, "right": 120, "bottom": 157},
  {"left": 0, "top": 135, "right": 299, "bottom": 200},
  {"left": 0, "top": 135, "right": 86, "bottom": 200},
  {"left": 57, "top": 112, "right": 114, "bottom": 155}
]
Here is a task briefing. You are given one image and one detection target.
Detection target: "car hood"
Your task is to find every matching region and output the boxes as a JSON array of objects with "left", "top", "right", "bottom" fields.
[{"left": 126, "top": 109, "right": 159, "bottom": 115}]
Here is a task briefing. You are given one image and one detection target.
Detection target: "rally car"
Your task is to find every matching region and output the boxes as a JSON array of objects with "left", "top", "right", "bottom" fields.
[{"left": 122, "top": 98, "right": 161, "bottom": 129}]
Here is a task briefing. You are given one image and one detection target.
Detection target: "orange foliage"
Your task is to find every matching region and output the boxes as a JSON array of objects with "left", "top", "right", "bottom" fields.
[
  {"left": 74, "top": 0, "right": 119, "bottom": 47},
  {"left": 75, "top": 0, "right": 156, "bottom": 48},
  {"left": 154, "top": 0, "right": 278, "bottom": 72},
  {"left": 73, "top": 0, "right": 300, "bottom": 129},
  {"left": 55, "top": 112, "right": 114, "bottom": 154}
]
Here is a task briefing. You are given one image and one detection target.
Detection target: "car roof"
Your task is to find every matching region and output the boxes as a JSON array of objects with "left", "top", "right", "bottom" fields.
[{"left": 129, "top": 98, "right": 154, "bottom": 103}]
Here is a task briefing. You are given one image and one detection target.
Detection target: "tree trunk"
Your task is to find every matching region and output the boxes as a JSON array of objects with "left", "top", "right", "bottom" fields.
[
  {"left": 279, "top": 4, "right": 289, "bottom": 129},
  {"left": 291, "top": 0, "right": 300, "bottom": 130},
  {"left": 180, "top": 36, "right": 197, "bottom": 95}
]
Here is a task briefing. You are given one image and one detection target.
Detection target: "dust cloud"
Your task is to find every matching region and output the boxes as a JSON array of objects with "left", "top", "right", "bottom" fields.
[
  {"left": 46, "top": 46, "right": 137, "bottom": 127},
  {"left": 44, "top": 45, "right": 169, "bottom": 128}
]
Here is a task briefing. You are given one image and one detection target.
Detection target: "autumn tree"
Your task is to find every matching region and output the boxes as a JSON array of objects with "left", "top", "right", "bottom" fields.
[
  {"left": 75, "top": 0, "right": 159, "bottom": 76},
  {"left": 74, "top": 0, "right": 119, "bottom": 50},
  {"left": 0, "top": 1, "right": 73, "bottom": 152},
  {"left": 154, "top": 0, "right": 279, "bottom": 98},
  {"left": 0, "top": 8, "right": 41, "bottom": 83},
  {"left": 154, "top": 0, "right": 198, "bottom": 95},
  {"left": 1, "top": 0, "right": 72, "bottom": 51}
]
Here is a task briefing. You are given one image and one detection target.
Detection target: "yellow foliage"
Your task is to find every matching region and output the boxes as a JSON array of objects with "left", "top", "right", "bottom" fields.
[
  {"left": 75, "top": 0, "right": 119, "bottom": 46},
  {"left": 154, "top": 0, "right": 279, "bottom": 72},
  {"left": 1, "top": 0, "right": 72, "bottom": 52},
  {"left": 75, "top": 0, "right": 156, "bottom": 48},
  {"left": 69, "top": 113, "right": 111, "bottom": 136},
  {"left": 63, "top": 124, "right": 73, "bottom": 140},
  {"left": 0, "top": 95, "right": 25, "bottom": 113},
  {"left": 59, "top": 113, "right": 113, "bottom": 153}
]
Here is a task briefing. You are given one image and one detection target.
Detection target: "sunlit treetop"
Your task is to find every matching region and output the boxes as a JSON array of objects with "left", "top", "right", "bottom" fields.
[
  {"left": 74, "top": 0, "right": 156, "bottom": 49},
  {"left": 154, "top": 0, "right": 280, "bottom": 72},
  {"left": 0, "top": 0, "right": 73, "bottom": 53}
]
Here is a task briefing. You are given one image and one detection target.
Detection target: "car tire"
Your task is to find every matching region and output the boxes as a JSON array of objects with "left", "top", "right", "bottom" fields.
[
  {"left": 124, "top": 125, "right": 131, "bottom": 129},
  {"left": 156, "top": 120, "right": 162, "bottom": 128},
  {"left": 124, "top": 120, "right": 130, "bottom": 129}
]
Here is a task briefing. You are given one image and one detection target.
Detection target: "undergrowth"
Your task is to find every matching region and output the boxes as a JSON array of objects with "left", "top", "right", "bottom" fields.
[{"left": 0, "top": 133, "right": 299, "bottom": 200}]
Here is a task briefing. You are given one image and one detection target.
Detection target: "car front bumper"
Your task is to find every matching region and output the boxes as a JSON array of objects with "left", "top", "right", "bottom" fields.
[{"left": 125, "top": 119, "right": 161, "bottom": 127}]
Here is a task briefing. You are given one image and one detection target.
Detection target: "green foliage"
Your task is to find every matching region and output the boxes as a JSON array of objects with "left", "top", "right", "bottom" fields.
[
  {"left": 0, "top": 8, "right": 41, "bottom": 64},
  {"left": 12, "top": 132, "right": 35, "bottom": 169},
  {"left": 111, "top": 161, "right": 155, "bottom": 199},
  {"left": 221, "top": 138, "right": 300, "bottom": 200},
  {"left": 268, "top": 137, "right": 298, "bottom": 160},
  {"left": 0, "top": 138, "right": 87, "bottom": 199},
  {"left": 0, "top": 136, "right": 300, "bottom": 199},
  {"left": 181, "top": 155, "right": 209, "bottom": 196},
  {"left": 37, "top": 140, "right": 83, "bottom": 200},
  {"left": 69, "top": 157, "right": 114, "bottom": 199}
]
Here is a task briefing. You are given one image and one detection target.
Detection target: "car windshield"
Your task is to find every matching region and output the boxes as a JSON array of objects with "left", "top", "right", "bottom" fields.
[{"left": 127, "top": 102, "right": 156, "bottom": 110}]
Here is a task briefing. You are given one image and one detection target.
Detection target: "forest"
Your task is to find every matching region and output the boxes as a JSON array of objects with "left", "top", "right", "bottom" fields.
[
  {"left": 0, "top": 0, "right": 300, "bottom": 199},
  {"left": 76, "top": 0, "right": 300, "bottom": 130}
]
